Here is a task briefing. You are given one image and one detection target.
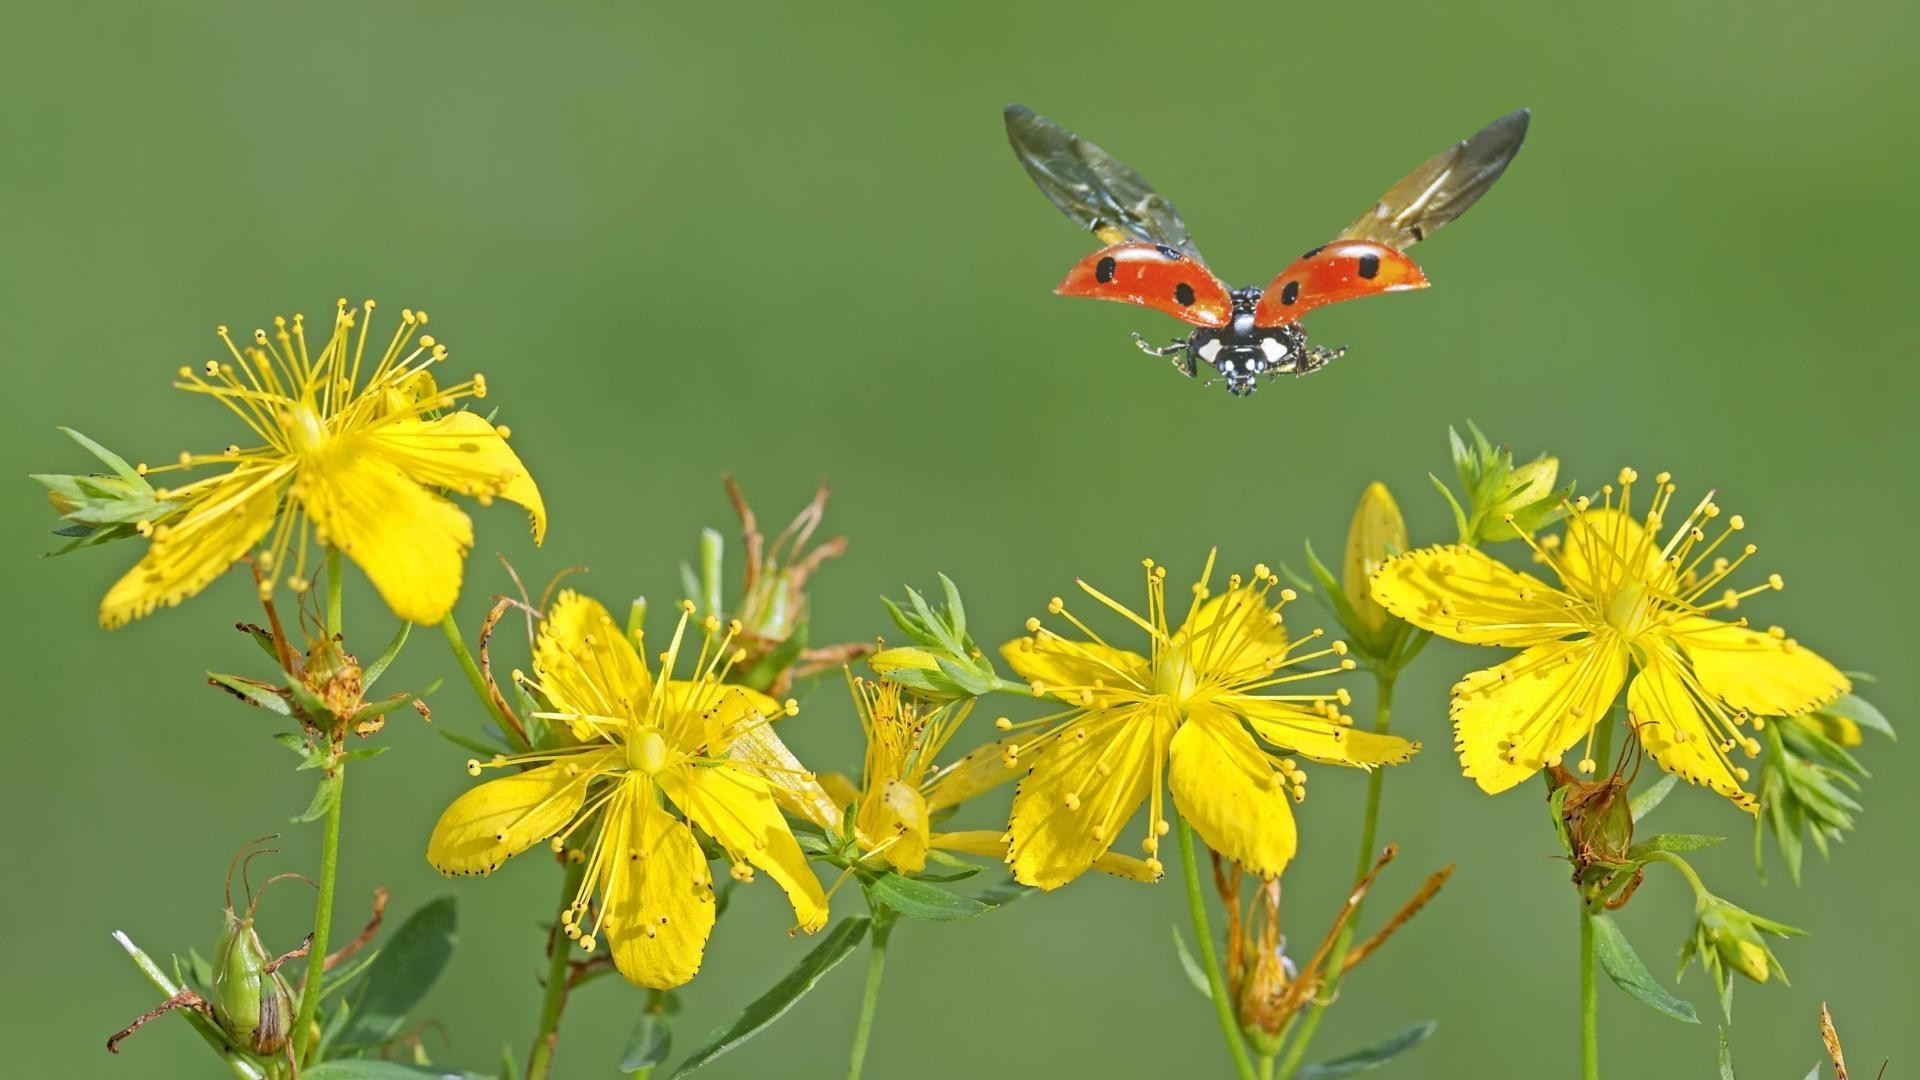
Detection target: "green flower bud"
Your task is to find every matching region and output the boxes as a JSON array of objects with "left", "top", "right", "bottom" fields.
[
  {"left": 875, "top": 576, "right": 1001, "bottom": 702},
  {"left": 1342, "top": 482, "right": 1407, "bottom": 642},
  {"left": 1438, "top": 422, "right": 1571, "bottom": 545},
  {"left": 1478, "top": 455, "right": 1561, "bottom": 542},
  {"left": 1680, "top": 892, "right": 1803, "bottom": 1016}
]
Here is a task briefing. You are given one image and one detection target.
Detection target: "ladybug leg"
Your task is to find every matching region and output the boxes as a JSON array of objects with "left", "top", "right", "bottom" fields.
[
  {"left": 1292, "top": 344, "right": 1347, "bottom": 376},
  {"left": 1131, "top": 333, "right": 1196, "bottom": 377}
]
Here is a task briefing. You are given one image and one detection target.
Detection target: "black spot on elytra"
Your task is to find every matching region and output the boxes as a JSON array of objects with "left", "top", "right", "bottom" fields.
[
  {"left": 1358, "top": 254, "right": 1381, "bottom": 279},
  {"left": 1155, "top": 244, "right": 1183, "bottom": 261},
  {"left": 1280, "top": 280, "right": 1300, "bottom": 306},
  {"left": 1302, "top": 245, "right": 1326, "bottom": 260},
  {"left": 1175, "top": 282, "right": 1196, "bottom": 306},
  {"left": 1095, "top": 255, "right": 1117, "bottom": 283}
]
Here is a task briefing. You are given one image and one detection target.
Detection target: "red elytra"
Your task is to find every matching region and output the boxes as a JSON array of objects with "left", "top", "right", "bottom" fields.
[
  {"left": 1252, "top": 241, "right": 1428, "bottom": 327},
  {"left": 1055, "top": 242, "right": 1233, "bottom": 328}
]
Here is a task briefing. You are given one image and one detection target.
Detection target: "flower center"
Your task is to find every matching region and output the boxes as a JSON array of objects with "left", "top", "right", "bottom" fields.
[
  {"left": 624, "top": 726, "right": 668, "bottom": 775},
  {"left": 1602, "top": 579, "right": 1651, "bottom": 638},
  {"left": 1154, "top": 651, "right": 1199, "bottom": 703},
  {"left": 284, "top": 401, "right": 330, "bottom": 458}
]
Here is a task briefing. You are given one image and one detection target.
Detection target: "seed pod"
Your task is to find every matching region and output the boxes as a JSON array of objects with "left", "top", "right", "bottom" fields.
[{"left": 209, "top": 907, "right": 295, "bottom": 1056}]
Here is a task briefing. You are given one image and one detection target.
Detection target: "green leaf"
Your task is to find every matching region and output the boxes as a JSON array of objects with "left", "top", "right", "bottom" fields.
[
  {"left": 362, "top": 621, "right": 412, "bottom": 688},
  {"left": 1296, "top": 1020, "right": 1439, "bottom": 1079},
  {"left": 1627, "top": 834, "right": 1724, "bottom": 858},
  {"left": 1169, "top": 925, "right": 1211, "bottom": 999},
  {"left": 865, "top": 872, "right": 992, "bottom": 920},
  {"left": 1825, "top": 693, "right": 1894, "bottom": 740},
  {"left": 210, "top": 672, "right": 292, "bottom": 716},
  {"left": 334, "top": 896, "right": 459, "bottom": 1048},
  {"left": 1587, "top": 912, "right": 1698, "bottom": 1023},
  {"left": 1718, "top": 1027, "right": 1736, "bottom": 1079},
  {"left": 669, "top": 916, "right": 870, "bottom": 1077},
  {"left": 319, "top": 946, "right": 382, "bottom": 1001},
  {"left": 60, "top": 427, "right": 145, "bottom": 484},
  {"left": 972, "top": 879, "right": 1037, "bottom": 907},
  {"left": 434, "top": 725, "right": 510, "bottom": 757},
  {"left": 292, "top": 773, "right": 342, "bottom": 824},
  {"left": 304, "top": 1064, "right": 492, "bottom": 1080},
  {"left": 620, "top": 1013, "right": 672, "bottom": 1072},
  {"left": 1428, "top": 472, "right": 1472, "bottom": 544},
  {"left": 1630, "top": 773, "right": 1679, "bottom": 821},
  {"left": 697, "top": 527, "right": 724, "bottom": 619}
]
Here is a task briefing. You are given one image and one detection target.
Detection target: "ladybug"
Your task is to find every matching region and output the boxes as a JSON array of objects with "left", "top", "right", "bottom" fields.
[{"left": 1006, "top": 104, "right": 1530, "bottom": 396}]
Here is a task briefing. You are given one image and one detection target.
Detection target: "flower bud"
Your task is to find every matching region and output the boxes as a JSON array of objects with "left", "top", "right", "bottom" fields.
[
  {"left": 1680, "top": 892, "right": 1803, "bottom": 1015},
  {"left": 1478, "top": 455, "right": 1561, "bottom": 542},
  {"left": 1342, "top": 482, "right": 1407, "bottom": 642}
]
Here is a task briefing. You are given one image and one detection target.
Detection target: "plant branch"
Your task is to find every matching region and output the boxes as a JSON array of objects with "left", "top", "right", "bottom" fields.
[{"left": 1177, "top": 816, "right": 1258, "bottom": 1080}]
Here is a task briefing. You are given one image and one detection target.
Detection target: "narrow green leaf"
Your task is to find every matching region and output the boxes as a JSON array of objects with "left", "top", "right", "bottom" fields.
[
  {"left": 1629, "top": 773, "right": 1680, "bottom": 821},
  {"left": 938, "top": 572, "right": 967, "bottom": 641},
  {"left": 499, "top": 1047, "right": 519, "bottom": 1080},
  {"left": 319, "top": 946, "right": 382, "bottom": 1001},
  {"left": 1627, "top": 834, "right": 1724, "bottom": 858},
  {"left": 362, "top": 621, "right": 412, "bottom": 688},
  {"left": 210, "top": 672, "right": 292, "bottom": 716},
  {"left": 1718, "top": 1027, "right": 1736, "bottom": 1079},
  {"left": 434, "top": 726, "right": 510, "bottom": 757},
  {"left": 866, "top": 872, "right": 992, "bottom": 920},
  {"left": 1588, "top": 912, "right": 1699, "bottom": 1023},
  {"left": 1825, "top": 693, "right": 1894, "bottom": 740},
  {"left": 335, "top": 896, "right": 459, "bottom": 1048},
  {"left": 697, "top": 527, "right": 724, "bottom": 619},
  {"left": 620, "top": 1013, "right": 673, "bottom": 1072},
  {"left": 304, "top": 1064, "right": 492, "bottom": 1080},
  {"left": 1802, "top": 1065, "right": 1821, "bottom": 1080},
  {"left": 292, "top": 773, "right": 342, "bottom": 824},
  {"left": 1296, "top": 1019, "right": 1439, "bottom": 1079},
  {"left": 61, "top": 427, "right": 144, "bottom": 484},
  {"left": 972, "top": 879, "right": 1037, "bottom": 907},
  {"left": 669, "top": 916, "right": 870, "bottom": 1077},
  {"left": 1428, "top": 472, "right": 1472, "bottom": 544},
  {"left": 1169, "top": 925, "right": 1211, "bottom": 999}
]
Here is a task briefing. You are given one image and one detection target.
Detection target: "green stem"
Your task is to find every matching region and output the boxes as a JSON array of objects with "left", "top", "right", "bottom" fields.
[
  {"left": 1258, "top": 1054, "right": 1277, "bottom": 1080},
  {"left": 292, "top": 763, "right": 346, "bottom": 1065},
  {"left": 1640, "top": 850, "right": 1709, "bottom": 899},
  {"left": 845, "top": 913, "right": 895, "bottom": 1080},
  {"left": 1579, "top": 905, "right": 1599, "bottom": 1080},
  {"left": 440, "top": 612, "right": 530, "bottom": 752},
  {"left": 325, "top": 548, "right": 342, "bottom": 638},
  {"left": 1578, "top": 714, "right": 1616, "bottom": 1080},
  {"left": 1176, "top": 816, "right": 1258, "bottom": 1080},
  {"left": 1274, "top": 673, "right": 1397, "bottom": 1080},
  {"left": 527, "top": 860, "right": 586, "bottom": 1080}
]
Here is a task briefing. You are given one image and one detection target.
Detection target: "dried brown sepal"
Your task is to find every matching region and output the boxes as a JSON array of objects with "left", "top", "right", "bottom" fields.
[{"left": 476, "top": 597, "right": 530, "bottom": 747}]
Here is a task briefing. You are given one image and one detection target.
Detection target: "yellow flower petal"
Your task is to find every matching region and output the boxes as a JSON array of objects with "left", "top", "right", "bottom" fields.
[
  {"left": 1006, "top": 705, "right": 1171, "bottom": 890},
  {"left": 1667, "top": 616, "right": 1850, "bottom": 717},
  {"left": 100, "top": 465, "right": 289, "bottom": 629},
  {"left": 605, "top": 795, "right": 717, "bottom": 988},
  {"left": 426, "top": 755, "right": 608, "bottom": 876},
  {"left": 298, "top": 446, "right": 475, "bottom": 625},
  {"left": 856, "top": 778, "right": 930, "bottom": 873},
  {"left": 1451, "top": 639, "right": 1630, "bottom": 793},
  {"left": 1000, "top": 636, "right": 1149, "bottom": 703},
  {"left": 365, "top": 410, "right": 546, "bottom": 544},
  {"left": 1168, "top": 706, "right": 1297, "bottom": 879},
  {"left": 925, "top": 734, "right": 1023, "bottom": 813},
  {"left": 1627, "top": 648, "right": 1757, "bottom": 811},
  {"left": 1233, "top": 699, "right": 1420, "bottom": 767},
  {"left": 1370, "top": 545, "right": 1579, "bottom": 647},
  {"left": 535, "top": 591, "right": 652, "bottom": 725},
  {"left": 726, "top": 720, "right": 842, "bottom": 833},
  {"left": 658, "top": 764, "right": 828, "bottom": 932}
]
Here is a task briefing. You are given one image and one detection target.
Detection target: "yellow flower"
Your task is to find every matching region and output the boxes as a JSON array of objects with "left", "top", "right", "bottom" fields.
[
  {"left": 100, "top": 300, "right": 544, "bottom": 628},
  {"left": 426, "top": 592, "right": 827, "bottom": 989},
  {"left": 996, "top": 551, "right": 1416, "bottom": 889},
  {"left": 1370, "top": 468, "right": 1850, "bottom": 809}
]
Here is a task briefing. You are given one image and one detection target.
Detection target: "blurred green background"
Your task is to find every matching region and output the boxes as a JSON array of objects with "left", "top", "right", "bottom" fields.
[{"left": 4, "top": 1, "right": 1914, "bottom": 1076}]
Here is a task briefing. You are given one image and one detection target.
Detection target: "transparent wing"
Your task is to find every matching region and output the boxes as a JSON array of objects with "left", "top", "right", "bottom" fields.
[
  {"left": 1340, "top": 109, "right": 1530, "bottom": 250},
  {"left": 1005, "top": 103, "right": 1201, "bottom": 259}
]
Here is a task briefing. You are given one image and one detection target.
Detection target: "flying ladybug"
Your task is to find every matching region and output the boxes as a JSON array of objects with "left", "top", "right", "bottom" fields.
[{"left": 1005, "top": 103, "right": 1530, "bottom": 396}]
